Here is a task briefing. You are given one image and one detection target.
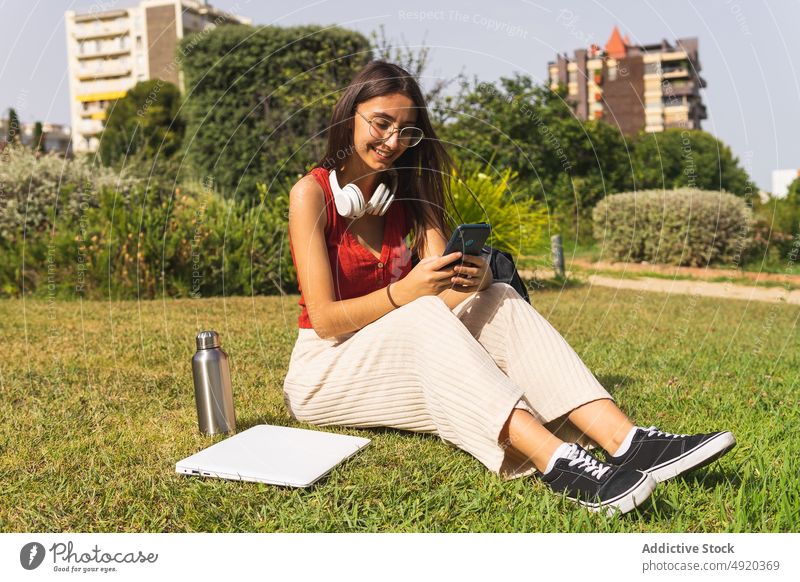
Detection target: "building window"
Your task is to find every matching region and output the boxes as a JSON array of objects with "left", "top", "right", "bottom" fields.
[
  {"left": 608, "top": 64, "right": 618, "bottom": 81},
  {"left": 568, "top": 70, "right": 577, "bottom": 84}
]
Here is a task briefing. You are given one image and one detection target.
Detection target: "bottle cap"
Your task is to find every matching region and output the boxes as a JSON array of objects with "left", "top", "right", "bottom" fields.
[{"left": 196, "top": 330, "right": 220, "bottom": 350}]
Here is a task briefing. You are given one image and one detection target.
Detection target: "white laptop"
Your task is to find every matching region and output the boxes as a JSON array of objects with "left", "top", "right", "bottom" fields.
[{"left": 175, "top": 424, "right": 371, "bottom": 487}]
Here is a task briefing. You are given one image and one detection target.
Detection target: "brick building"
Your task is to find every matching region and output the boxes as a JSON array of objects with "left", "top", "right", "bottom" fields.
[{"left": 548, "top": 27, "right": 707, "bottom": 135}]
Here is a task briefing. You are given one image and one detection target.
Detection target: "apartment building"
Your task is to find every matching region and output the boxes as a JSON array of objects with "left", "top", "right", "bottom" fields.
[
  {"left": 65, "top": 0, "right": 250, "bottom": 153},
  {"left": 548, "top": 27, "right": 707, "bottom": 135},
  {"left": 772, "top": 169, "right": 800, "bottom": 199}
]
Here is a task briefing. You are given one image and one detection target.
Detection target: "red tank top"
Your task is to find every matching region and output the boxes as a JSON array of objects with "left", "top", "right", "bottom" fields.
[{"left": 289, "top": 166, "right": 414, "bottom": 329}]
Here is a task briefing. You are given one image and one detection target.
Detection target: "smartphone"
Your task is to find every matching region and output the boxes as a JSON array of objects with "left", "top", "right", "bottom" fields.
[{"left": 440, "top": 223, "right": 492, "bottom": 270}]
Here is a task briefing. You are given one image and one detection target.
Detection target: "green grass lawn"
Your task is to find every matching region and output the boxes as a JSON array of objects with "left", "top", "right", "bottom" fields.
[{"left": 1, "top": 287, "right": 798, "bottom": 532}]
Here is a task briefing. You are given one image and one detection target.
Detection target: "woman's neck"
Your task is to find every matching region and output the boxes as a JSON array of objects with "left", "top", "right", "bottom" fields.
[{"left": 336, "top": 155, "right": 381, "bottom": 199}]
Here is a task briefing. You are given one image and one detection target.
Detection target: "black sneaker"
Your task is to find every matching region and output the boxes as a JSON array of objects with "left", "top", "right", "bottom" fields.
[
  {"left": 607, "top": 426, "right": 736, "bottom": 483},
  {"left": 536, "top": 443, "right": 656, "bottom": 516}
]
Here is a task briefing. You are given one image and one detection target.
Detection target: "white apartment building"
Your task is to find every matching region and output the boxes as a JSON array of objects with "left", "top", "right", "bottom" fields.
[
  {"left": 772, "top": 169, "right": 800, "bottom": 199},
  {"left": 65, "top": 0, "right": 250, "bottom": 153}
]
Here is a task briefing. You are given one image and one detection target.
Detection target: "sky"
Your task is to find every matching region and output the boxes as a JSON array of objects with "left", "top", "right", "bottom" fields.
[{"left": 1, "top": 0, "right": 798, "bottom": 192}]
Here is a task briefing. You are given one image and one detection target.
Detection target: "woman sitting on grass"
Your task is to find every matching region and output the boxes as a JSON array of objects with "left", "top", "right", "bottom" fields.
[{"left": 282, "top": 59, "right": 735, "bottom": 515}]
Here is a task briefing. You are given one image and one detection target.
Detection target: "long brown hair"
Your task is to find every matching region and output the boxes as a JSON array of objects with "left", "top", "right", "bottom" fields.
[{"left": 316, "top": 60, "right": 461, "bottom": 259}]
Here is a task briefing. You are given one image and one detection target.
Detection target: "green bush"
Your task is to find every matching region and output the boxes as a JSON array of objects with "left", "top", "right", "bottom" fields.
[
  {"left": 0, "top": 145, "right": 129, "bottom": 241},
  {"left": 447, "top": 163, "right": 548, "bottom": 257},
  {"left": 0, "top": 146, "right": 132, "bottom": 296},
  {"left": 55, "top": 180, "right": 292, "bottom": 300},
  {"left": 0, "top": 145, "right": 295, "bottom": 299},
  {"left": 592, "top": 188, "right": 754, "bottom": 267}
]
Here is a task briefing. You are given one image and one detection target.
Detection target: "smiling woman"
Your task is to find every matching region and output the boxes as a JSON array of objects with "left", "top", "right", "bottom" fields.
[{"left": 281, "top": 60, "right": 734, "bottom": 516}]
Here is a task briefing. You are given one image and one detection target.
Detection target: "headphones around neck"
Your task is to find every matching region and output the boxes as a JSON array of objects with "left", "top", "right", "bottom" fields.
[{"left": 329, "top": 168, "right": 398, "bottom": 219}]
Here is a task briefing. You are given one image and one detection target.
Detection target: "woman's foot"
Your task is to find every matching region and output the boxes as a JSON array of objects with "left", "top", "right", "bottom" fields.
[
  {"left": 536, "top": 443, "right": 656, "bottom": 516},
  {"left": 607, "top": 426, "right": 736, "bottom": 483}
]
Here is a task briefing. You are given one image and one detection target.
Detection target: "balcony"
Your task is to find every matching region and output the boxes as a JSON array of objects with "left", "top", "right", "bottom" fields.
[
  {"left": 77, "top": 65, "right": 132, "bottom": 81},
  {"left": 77, "top": 119, "right": 105, "bottom": 136},
  {"left": 73, "top": 22, "right": 130, "bottom": 40},
  {"left": 662, "top": 80, "right": 697, "bottom": 97},
  {"left": 77, "top": 46, "right": 131, "bottom": 61},
  {"left": 76, "top": 39, "right": 131, "bottom": 60},
  {"left": 79, "top": 107, "right": 106, "bottom": 119},
  {"left": 691, "top": 102, "right": 708, "bottom": 120},
  {"left": 76, "top": 86, "right": 128, "bottom": 103},
  {"left": 665, "top": 119, "right": 694, "bottom": 130},
  {"left": 662, "top": 68, "right": 690, "bottom": 79},
  {"left": 79, "top": 109, "right": 107, "bottom": 121}
]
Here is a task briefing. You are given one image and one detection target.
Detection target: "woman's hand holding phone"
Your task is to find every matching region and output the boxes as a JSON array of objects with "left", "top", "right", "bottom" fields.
[
  {"left": 450, "top": 253, "right": 492, "bottom": 291},
  {"left": 389, "top": 251, "right": 463, "bottom": 306}
]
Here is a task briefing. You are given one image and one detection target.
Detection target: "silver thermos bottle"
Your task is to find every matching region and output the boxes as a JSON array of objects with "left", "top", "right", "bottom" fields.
[{"left": 192, "top": 330, "right": 236, "bottom": 435}]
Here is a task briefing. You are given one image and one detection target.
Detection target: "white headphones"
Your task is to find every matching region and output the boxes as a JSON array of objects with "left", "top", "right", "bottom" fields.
[{"left": 329, "top": 168, "right": 398, "bottom": 219}]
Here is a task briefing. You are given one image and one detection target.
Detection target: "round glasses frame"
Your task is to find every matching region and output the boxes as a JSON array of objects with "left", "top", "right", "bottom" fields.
[{"left": 355, "top": 109, "right": 424, "bottom": 148}]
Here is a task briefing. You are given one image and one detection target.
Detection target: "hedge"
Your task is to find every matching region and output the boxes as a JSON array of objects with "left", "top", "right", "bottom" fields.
[
  {"left": 592, "top": 188, "right": 754, "bottom": 267},
  {"left": 180, "top": 24, "right": 372, "bottom": 199}
]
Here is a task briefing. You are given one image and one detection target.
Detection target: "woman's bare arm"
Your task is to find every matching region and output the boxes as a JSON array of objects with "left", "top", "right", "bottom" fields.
[{"left": 289, "top": 176, "right": 401, "bottom": 340}]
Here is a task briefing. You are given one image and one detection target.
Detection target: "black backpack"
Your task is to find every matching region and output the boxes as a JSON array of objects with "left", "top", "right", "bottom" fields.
[{"left": 410, "top": 245, "right": 530, "bottom": 304}]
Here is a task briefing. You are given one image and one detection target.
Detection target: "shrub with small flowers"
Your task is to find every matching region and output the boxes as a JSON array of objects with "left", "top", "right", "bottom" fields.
[
  {"left": 592, "top": 188, "right": 754, "bottom": 267},
  {"left": 0, "top": 146, "right": 294, "bottom": 298}
]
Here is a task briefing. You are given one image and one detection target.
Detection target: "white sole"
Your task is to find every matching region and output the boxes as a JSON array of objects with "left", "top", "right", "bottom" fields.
[
  {"left": 647, "top": 431, "right": 736, "bottom": 483},
  {"left": 579, "top": 472, "right": 657, "bottom": 516}
]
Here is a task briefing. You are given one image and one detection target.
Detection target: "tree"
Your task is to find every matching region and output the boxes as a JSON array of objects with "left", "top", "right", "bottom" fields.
[
  {"left": 99, "top": 79, "right": 184, "bottom": 167},
  {"left": 630, "top": 128, "right": 751, "bottom": 196},
  {"left": 438, "top": 73, "right": 634, "bottom": 242},
  {"left": 32, "top": 121, "right": 44, "bottom": 153},
  {"left": 6, "top": 108, "right": 21, "bottom": 144},
  {"left": 180, "top": 24, "right": 372, "bottom": 199}
]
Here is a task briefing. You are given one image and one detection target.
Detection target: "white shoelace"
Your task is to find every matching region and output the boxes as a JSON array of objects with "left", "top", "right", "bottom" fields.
[
  {"left": 564, "top": 444, "right": 612, "bottom": 479},
  {"left": 644, "top": 426, "right": 689, "bottom": 438}
]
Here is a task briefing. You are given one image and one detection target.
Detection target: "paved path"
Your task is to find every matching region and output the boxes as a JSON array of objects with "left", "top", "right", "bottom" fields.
[
  {"left": 586, "top": 275, "right": 800, "bottom": 305},
  {"left": 569, "top": 258, "right": 800, "bottom": 286},
  {"left": 519, "top": 267, "right": 800, "bottom": 305}
]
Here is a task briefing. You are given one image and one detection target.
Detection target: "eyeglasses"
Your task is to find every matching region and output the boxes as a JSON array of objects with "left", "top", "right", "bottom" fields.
[{"left": 355, "top": 109, "right": 424, "bottom": 148}]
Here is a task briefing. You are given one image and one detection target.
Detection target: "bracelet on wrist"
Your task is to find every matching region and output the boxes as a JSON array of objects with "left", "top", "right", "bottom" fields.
[{"left": 386, "top": 282, "right": 401, "bottom": 309}]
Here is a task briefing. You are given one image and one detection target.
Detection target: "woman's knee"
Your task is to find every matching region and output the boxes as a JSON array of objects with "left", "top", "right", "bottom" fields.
[
  {"left": 484, "top": 281, "right": 518, "bottom": 300},
  {"left": 460, "top": 282, "right": 518, "bottom": 313}
]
